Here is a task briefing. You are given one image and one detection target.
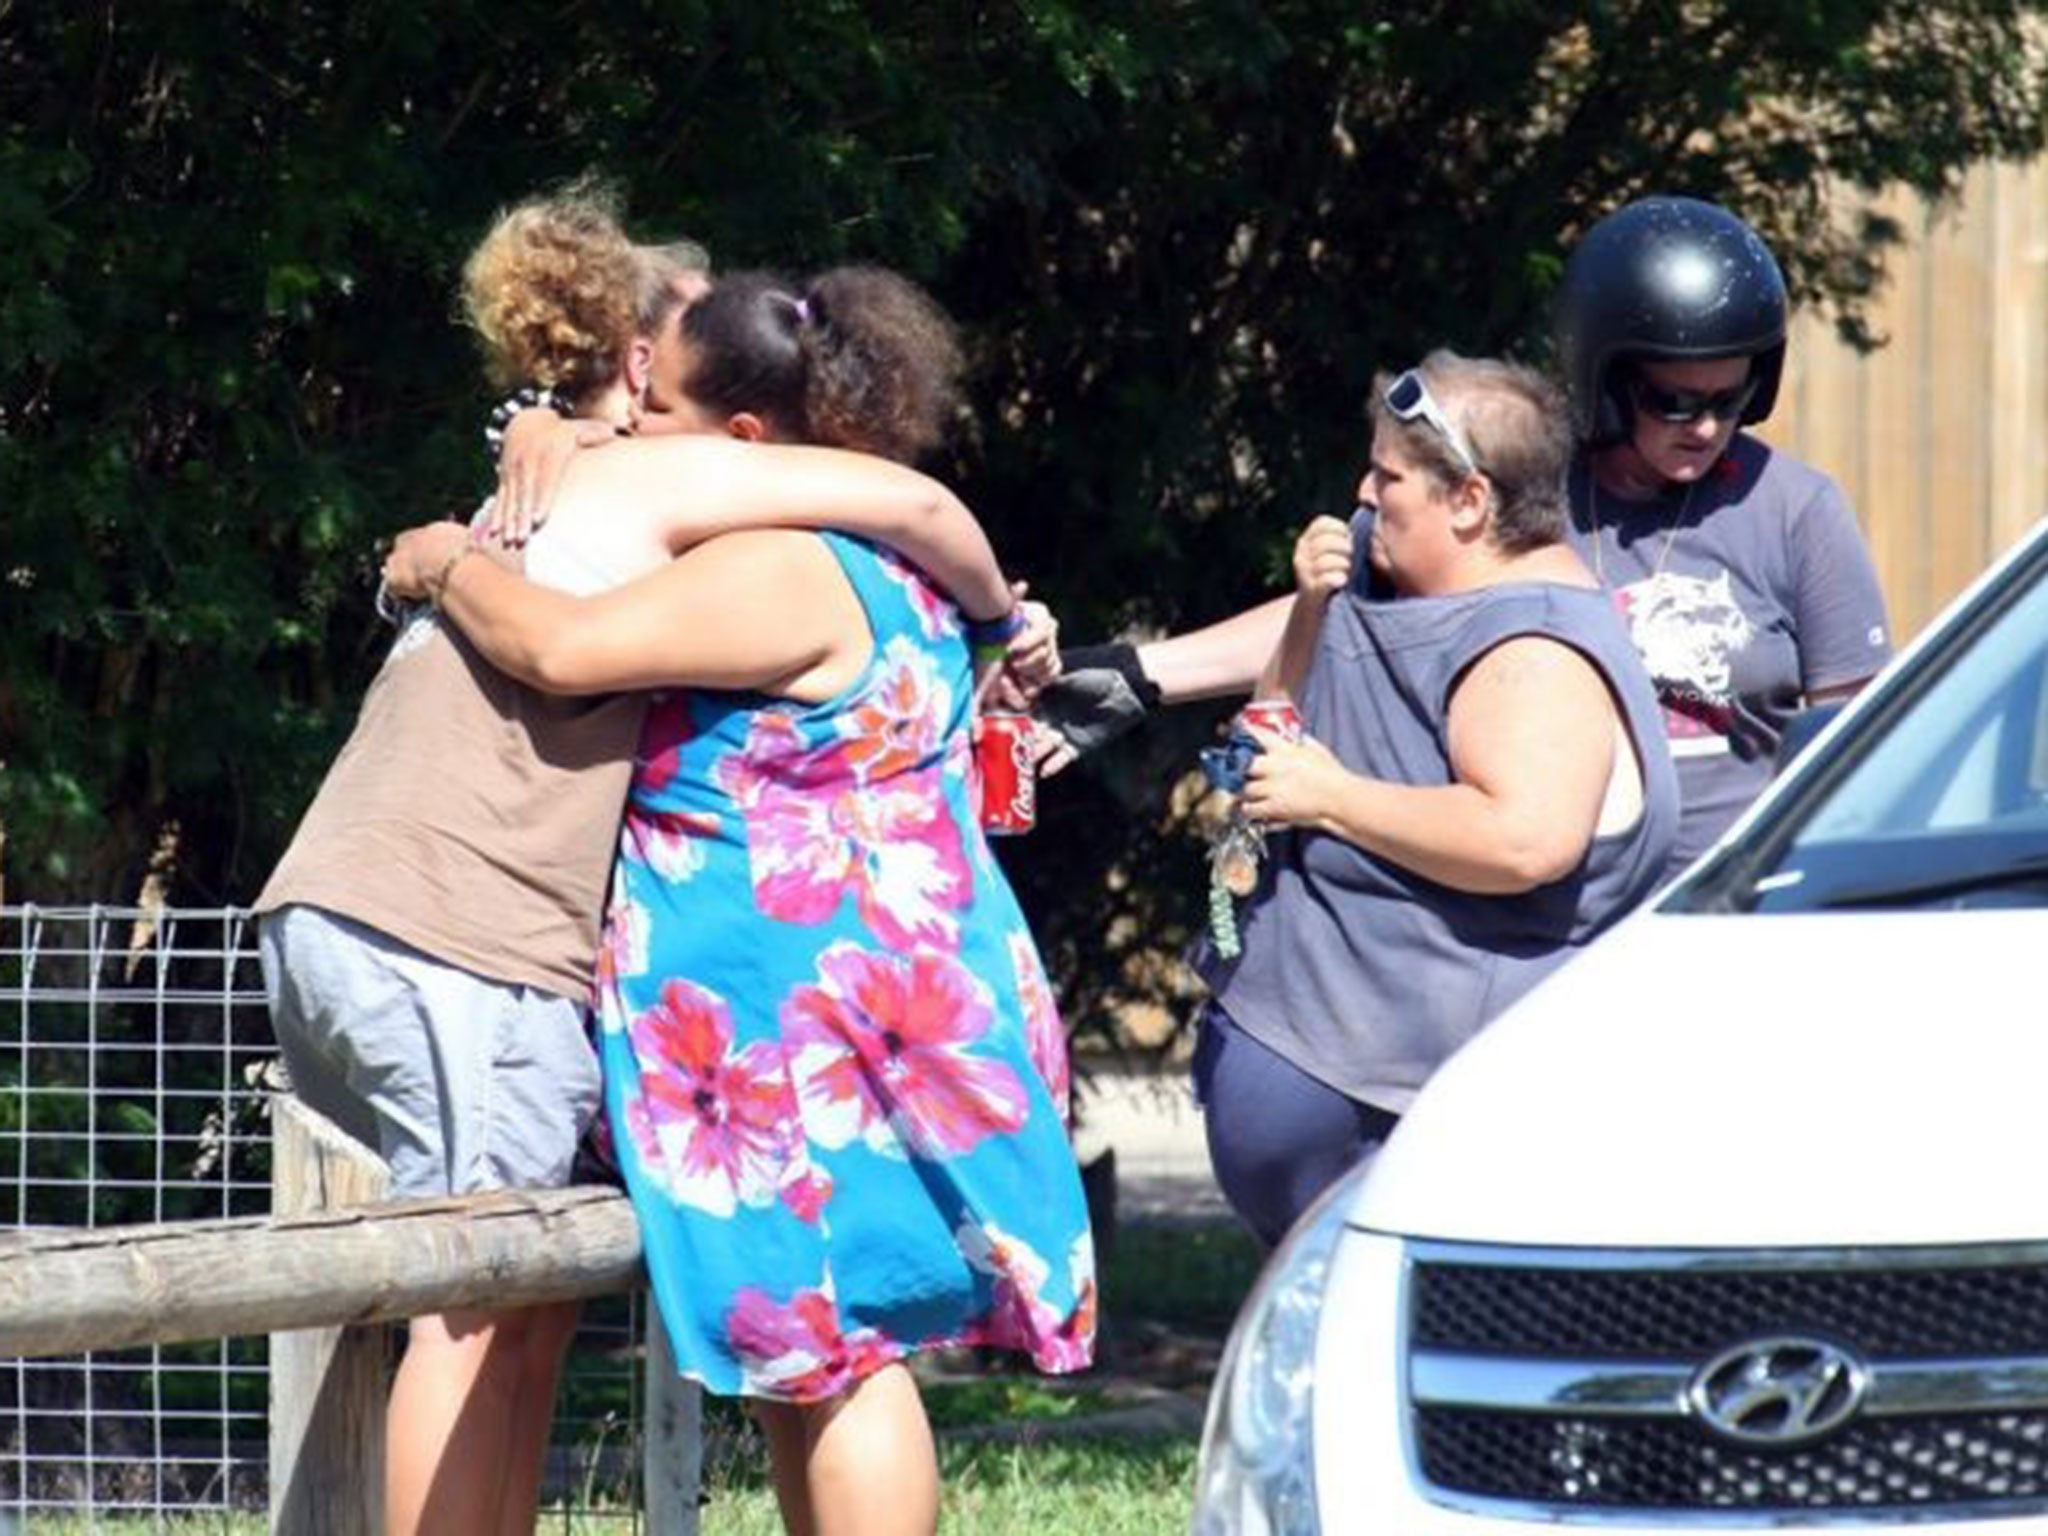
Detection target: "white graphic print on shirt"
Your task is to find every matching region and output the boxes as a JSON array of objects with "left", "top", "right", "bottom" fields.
[{"left": 1616, "top": 570, "right": 1755, "bottom": 756}]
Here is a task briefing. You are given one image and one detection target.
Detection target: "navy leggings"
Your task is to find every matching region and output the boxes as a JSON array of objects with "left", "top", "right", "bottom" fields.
[{"left": 1193, "top": 1004, "right": 1400, "bottom": 1249}]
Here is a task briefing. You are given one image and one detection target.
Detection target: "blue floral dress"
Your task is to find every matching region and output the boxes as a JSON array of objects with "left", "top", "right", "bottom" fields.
[{"left": 592, "top": 533, "right": 1095, "bottom": 1402}]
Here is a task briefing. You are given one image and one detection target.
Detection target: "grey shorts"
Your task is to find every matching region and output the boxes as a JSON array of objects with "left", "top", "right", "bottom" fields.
[{"left": 259, "top": 904, "right": 602, "bottom": 1200}]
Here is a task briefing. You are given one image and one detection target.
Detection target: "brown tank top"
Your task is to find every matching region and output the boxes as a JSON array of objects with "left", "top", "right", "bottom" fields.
[{"left": 257, "top": 601, "right": 643, "bottom": 1000}]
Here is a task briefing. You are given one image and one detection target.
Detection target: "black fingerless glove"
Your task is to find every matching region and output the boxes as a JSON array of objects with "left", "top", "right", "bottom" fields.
[{"left": 1035, "top": 642, "right": 1162, "bottom": 758}]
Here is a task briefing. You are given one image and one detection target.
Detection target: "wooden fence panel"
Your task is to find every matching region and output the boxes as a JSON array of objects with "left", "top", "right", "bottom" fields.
[{"left": 1764, "top": 160, "right": 2048, "bottom": 644}]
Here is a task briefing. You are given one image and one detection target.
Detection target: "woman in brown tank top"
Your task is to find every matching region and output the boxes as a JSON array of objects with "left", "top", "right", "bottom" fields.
[{"left": 267, "top": 188, "right": 1037, "bottom": 1536}]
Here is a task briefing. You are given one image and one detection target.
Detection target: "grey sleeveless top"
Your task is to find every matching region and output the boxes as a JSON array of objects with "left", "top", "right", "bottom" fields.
[{"left": 1202, "top": 518, "right": 1679, "bottom": 1113}]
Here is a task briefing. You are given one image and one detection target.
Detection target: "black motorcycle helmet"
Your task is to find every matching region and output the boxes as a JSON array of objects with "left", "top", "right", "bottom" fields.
[{"left": 1556, "top": 196, "right": 1788, "bottom": 447}]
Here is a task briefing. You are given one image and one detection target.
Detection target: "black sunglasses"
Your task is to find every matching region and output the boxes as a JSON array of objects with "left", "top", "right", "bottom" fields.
[{"left": 1628, "top": 373, "right": 1759, "bottom": 426}]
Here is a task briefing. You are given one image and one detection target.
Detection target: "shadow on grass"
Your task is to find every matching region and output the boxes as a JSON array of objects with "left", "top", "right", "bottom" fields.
[{"left": 1107, "top": 1221, "right": 1262, "bottom": 1336}]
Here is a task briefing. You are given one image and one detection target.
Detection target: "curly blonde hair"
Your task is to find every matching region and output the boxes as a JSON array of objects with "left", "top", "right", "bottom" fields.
[{"left": 462, "top": 179, "right": 642, "bottom": 399}]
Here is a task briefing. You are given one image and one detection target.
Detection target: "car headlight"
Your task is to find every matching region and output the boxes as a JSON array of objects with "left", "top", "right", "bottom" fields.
[{"left": 1193, "top": 1162, "right": 1367, "bottom": 1536}]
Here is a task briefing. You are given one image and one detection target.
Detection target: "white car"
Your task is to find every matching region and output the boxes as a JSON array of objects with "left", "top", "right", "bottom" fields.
[{"left": 1195, "top": 515, "right": 2048, "bottom": 1533}]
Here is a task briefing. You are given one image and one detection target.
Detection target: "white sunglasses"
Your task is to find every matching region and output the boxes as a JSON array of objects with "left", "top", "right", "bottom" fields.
[{"left": 1384, "top": 368, "right": 1479, "bottom": 477}]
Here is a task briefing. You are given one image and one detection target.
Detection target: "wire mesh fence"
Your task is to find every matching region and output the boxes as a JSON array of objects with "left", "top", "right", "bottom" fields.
[{"left": 0, "top": 904, "right": 647, "bottom": 1531}]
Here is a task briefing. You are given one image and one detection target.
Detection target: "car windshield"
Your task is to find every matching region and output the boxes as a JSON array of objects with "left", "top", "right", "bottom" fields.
[{"left": 1672, "top": 527, "right": 2048, "bottom": 914}]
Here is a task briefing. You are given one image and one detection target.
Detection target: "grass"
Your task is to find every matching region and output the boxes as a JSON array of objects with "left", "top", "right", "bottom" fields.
[
  {"left": 18, "top": 1443, "right": 1197, "bottom": 1534},
  {"left": 14, "top": 1197, "right": 1262, "bottom": 1533},
  {"left": 920, "top": 1376, "right": 1123, "bottom": 1429},
  {"left": 694, "top": 1437, "right": 1201, "bottom": 1535}
]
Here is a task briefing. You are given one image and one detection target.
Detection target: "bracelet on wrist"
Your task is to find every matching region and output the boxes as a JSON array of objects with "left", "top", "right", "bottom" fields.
[
  {"left": 428, "top": 543, "right": 475, "bottom": 609},
  {"left": 964, "top": 606, "right": 1029, "bottom": 649}
]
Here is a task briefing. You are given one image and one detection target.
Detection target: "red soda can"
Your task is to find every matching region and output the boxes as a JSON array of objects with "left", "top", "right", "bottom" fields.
[
  {"left": 1237, "top": 697, "right": 1305, "bottom": 742},
  {"left": 975, "top": 710, "right": 1038, "bottom": 836}
]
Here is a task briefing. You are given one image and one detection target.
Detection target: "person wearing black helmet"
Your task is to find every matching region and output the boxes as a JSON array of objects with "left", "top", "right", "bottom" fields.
[
  {"left": 1040, "top": 197, "right": 1890, "bottom": 878},
  {"left": 1557, "top": 195, "right": 1890, "bottom": 872}
]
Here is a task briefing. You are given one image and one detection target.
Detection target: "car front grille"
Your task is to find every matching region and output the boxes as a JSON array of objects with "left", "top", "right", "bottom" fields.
[
  {"left": 1412, "top": 1259, "right": 2048, "bottom": 1359},
  {"left": 1418, "top": 1407, "right": 2048, "bottom": 1510},
  {"left": 1406, "top": 1242, "right": 2048, "bottom": 1520}
]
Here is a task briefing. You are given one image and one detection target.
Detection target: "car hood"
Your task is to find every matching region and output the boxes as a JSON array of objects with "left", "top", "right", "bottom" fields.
[{"left": 1349, "top": 909, "right": 2048, "bottom": 1249}]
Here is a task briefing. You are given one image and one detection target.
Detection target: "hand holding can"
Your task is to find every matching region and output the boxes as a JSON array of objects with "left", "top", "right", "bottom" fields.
[{"left": 1237, "top": 697, "right": 1305, "bottom": 743}]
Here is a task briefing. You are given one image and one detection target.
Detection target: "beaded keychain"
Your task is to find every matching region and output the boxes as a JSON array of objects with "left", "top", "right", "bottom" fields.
[{"left": 1199, "top": 729, "right": 1266, "bottom": 959}]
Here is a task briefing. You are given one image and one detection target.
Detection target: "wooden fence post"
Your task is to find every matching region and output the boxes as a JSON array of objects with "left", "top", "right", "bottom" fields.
[
  {"left": 269, "top": 1096, "right": 391, "bottom": 1536},
  {"left": 643, "top": 1313, "right": 702, "bottom": 1536}
]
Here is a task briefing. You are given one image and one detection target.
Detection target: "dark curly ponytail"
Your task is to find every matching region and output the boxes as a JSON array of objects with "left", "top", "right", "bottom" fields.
[{"left": 678, "top": 266, "right": 963, "bottom": 463}]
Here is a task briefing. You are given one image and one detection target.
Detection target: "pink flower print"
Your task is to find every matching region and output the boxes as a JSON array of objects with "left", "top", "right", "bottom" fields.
[
  {"left": 622, "top": 1091, "right": 660, "bottom": 1166},
  {"left": 875, "top": 549, "right": 961, "bottom": 642},
  {"left": 624, "top": 979, "right": 797, "bottom": 1218},
  {"left": 728, "top": 1281, "right": 904, "bottom": 1401},
  {"left": 850, "top": 779, "right": 973, "bottom": 949},
  {"left": 633, "top": 692, "right": 700, "bottom": 796},
  {"left": 838, "top": 638, "right": 951, "bottom": 784},
  {"left": 778, "top": 1159, "right": 835, "bottom": 1225},
  {"left": 958, "top": 1220, "right": 1050, "bottom": 1298},
  {"left": 783, "top": 943, "right": 1028, "bottom": 1159},
  {"left": 595, "top": 893, "right": 651, "bottom": 992},
  {"left": 958, "top": 1224, "right": 1096, "bottom": 1373},
  {"left": 1008, "top": 933, "right": 1070, "bottom": 1119},
  {"left": 721, "top": 716, "right": 971, "bottom": 951},
  {"left": 1050, "top": 1233, "right": 1100, "bottom": 1371},
  {"left": 622, "top": 806, "right": 720, "bottom": 884}
]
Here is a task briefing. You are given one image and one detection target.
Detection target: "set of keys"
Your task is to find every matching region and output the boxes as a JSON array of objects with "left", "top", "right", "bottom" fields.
[{"left": 1198, "top": 701, "right": 1304, "bottom": 959}]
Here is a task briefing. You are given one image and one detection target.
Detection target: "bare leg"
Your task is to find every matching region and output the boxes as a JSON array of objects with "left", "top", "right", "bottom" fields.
[
  {"left": 755, "top": 1400, "right": 818, "bottom": 1536},
  {"left": 384, "top": 1303, "right": 578, "bottom": 1536},
  {"left": 779, "top": 1364, "right": 938, "bottom": 1536},
  {"left": 497, "top": 1300, "right": 582, "bottom": 1536}
]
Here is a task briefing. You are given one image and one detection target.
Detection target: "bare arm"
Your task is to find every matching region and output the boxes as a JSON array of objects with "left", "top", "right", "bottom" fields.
[
  {"left": 384, "top": 522, "right": 858, "bottom": 698},
  {"left": 1240, "top": 636, "right": 1619, "bottom": 894},
  {"left": 1031, "top": 587, "right": 1290, "bottom": 771},
  {"left": 1136, "top": 595, "right": 1292, "bottom": 703},
  {"left": 557, "top": 434, "right": 1015, "bottom": 622},
  {"left": 1257, "top": 515, "right": 1354, "bottom": 699}
]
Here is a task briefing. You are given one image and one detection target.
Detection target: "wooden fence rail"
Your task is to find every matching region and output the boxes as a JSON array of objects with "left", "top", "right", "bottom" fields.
[
  {"left": 0, "top": 1185, "right": 645, "bottom": 1358},
  {"left": 0, "top": 1097, "right": 697, "bottom": 1535}
]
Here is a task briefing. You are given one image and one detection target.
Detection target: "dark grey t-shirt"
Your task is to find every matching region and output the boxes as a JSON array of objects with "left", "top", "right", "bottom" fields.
[
  {"left": 1566, "top": 435, "right": 1891, "bottom": 874},
  {"left": 1202, "top": 525, "right": 1680, "bottom": 1113}
]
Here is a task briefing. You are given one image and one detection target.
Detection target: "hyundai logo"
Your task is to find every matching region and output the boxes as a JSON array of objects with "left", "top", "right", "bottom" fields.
[{"left": 1686, "top": 1336, "right": 1870, "bottom": 1446}]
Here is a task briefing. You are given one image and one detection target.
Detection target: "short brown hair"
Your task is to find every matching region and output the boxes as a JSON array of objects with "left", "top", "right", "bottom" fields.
[{"left": 1369, "top": 350, "right": 1571, "bottom": 554}]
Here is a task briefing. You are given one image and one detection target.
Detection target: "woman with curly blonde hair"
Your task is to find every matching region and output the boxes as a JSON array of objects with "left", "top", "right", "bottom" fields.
[
  {"left": 382, "top": 263, "right": 1088, "bottom": 1536},
  {"left": 466, "top": 179, "right": 705, "bottom": 403},
  {"left": 258, "top": 186, "right": 1027, "bottom": 1536}
]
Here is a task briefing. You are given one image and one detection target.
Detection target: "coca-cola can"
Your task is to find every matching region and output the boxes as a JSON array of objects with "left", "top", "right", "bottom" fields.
[
  {"left": 975, "top": 710, "right": 1038, "bottom": 836},
  {"left": 1237, "top": 697, "right": 1305, "bottom": 743}
]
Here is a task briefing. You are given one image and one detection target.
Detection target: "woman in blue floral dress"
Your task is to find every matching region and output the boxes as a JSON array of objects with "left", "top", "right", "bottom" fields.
[{"left": 386, "top": 268, "right": 1091, "bottom": 1535}]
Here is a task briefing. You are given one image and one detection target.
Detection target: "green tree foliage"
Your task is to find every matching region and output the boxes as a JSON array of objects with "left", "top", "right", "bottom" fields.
[{"left": 3, "top": 3, "right": 2044, "bottom": 1035}]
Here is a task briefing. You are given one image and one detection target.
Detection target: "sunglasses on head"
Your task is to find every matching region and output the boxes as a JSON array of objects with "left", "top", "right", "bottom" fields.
[
  {"left": 1384, "top": 368, "right": 1479, "bottom": 477},
  {"left": 1628, "top": 372, "right": 1759, "bottom": 426}
]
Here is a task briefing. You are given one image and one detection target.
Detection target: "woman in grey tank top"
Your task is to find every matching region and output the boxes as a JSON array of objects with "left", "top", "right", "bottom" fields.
[{"left": 1193, "top": 353, "right": 1678, "bottom": 1246}]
